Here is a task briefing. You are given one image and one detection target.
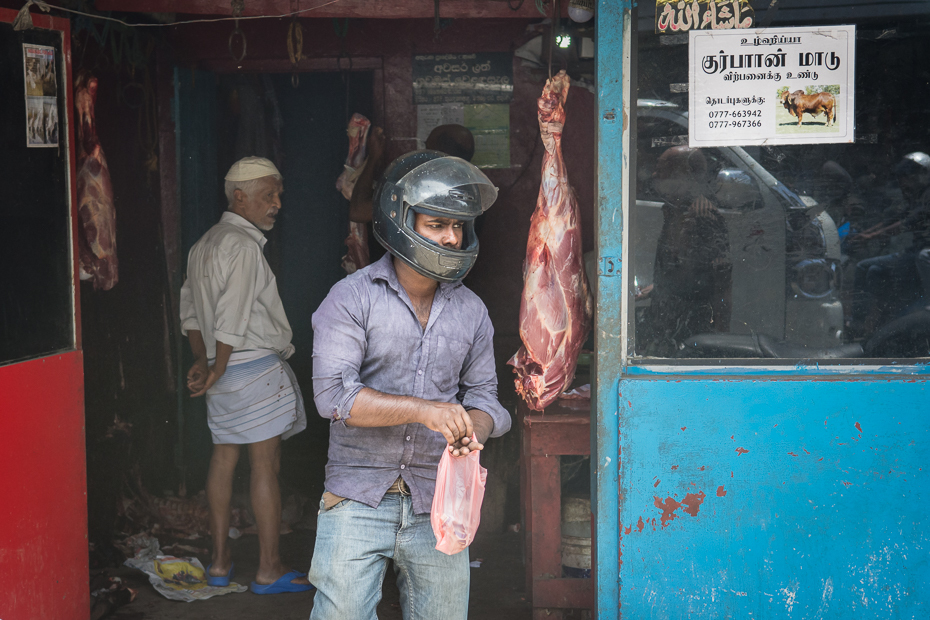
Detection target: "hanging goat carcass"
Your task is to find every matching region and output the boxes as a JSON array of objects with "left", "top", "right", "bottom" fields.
[
  {"left": 337, "top": 113, "right": 371, "bottom": 274},
  {"left": 509, "top": 71, "right": 592, "bottom": 411},
  {"left": 75, "top": 72, "right": 118, "bottom": 290}
]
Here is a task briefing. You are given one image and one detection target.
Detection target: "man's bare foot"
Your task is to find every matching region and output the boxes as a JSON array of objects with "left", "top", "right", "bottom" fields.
[{"left": 209, "top": 549, "right": 232, "bottom": 576}]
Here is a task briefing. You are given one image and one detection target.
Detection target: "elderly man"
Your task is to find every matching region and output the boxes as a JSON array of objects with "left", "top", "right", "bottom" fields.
[
  {"left": 309, "top": 150, "right": 510, "bottom": 619},
  {"left": 179, "top": 156, "right": 312, "bottom": 594}
]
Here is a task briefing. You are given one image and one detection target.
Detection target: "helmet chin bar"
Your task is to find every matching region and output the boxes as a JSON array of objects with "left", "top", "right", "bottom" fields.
[{"left": 372, "top": 222, "right": 478, "bottom": 283}]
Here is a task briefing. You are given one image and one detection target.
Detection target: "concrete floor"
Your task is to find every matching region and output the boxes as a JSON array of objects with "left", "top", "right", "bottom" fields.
[{"left": 106, "top": 528, "right": 531, "bottom": 620}]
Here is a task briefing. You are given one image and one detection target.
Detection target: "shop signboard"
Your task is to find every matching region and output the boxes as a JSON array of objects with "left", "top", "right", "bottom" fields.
[
  {"left": 655, "top": 0, "right": 754, "bottom": 34},
  {"left": 688, "top": 25, "right": 855, "bottom": 147},
  {"left": 412, "top": 52, "right": 513, "bottom": 104}
]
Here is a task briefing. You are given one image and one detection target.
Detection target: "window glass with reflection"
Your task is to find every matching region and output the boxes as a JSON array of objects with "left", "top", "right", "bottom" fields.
[{"left": 630, "top": 1, "right": 930, "bottom": 360}]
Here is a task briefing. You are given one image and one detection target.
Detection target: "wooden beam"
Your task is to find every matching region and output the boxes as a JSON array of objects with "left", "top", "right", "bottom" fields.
[
  {"left": 532, "top": 577, "right": 594, "bottom": 609},
  {"left": 94, "top": 0, "right": 560, "bottom": 19},
  {"left": 197, "top": 55, "right": 382, "bottom": 73}
]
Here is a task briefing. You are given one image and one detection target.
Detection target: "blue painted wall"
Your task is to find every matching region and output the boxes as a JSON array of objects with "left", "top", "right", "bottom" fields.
[
  {"left": 617, "top": 378, "right": 929, "bottom": 619},
  {"left": 593, "top": 1, "right": 629, "bottom": 616}
]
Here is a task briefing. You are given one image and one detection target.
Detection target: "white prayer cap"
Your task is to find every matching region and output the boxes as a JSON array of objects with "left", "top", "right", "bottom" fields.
[{"left": 225, "top": 156, "right": 282, "bottom": 182}]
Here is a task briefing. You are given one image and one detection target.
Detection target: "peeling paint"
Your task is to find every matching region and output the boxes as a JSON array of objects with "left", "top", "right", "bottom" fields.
[
  {"left": 779, "top": 583, "right": 799, "bottom": 613},
  {"left": 736, "top": 447, "right": 749, "bottom": 456},
  {"left": 654, "top": 495, "right": 681, "bottom": 527},
  {"left": 653, "top": 490, "right": 706, "bottom": 526},
  {"left": 681, "top": 491, "right": 706, "bottom": 517},
  {"left": 716, "top": 486, "right": 727, "bottom": 497}
]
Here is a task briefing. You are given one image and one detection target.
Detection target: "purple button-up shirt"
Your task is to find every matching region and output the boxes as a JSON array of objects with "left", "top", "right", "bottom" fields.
[{"left": 311, "top": 254, "right": 511, "bottom": 514}]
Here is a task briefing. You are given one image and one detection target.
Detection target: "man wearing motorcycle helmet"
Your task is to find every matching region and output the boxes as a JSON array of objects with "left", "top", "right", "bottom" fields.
[{"left": 308, "top": 150, "right": 511, "bottom": 619}]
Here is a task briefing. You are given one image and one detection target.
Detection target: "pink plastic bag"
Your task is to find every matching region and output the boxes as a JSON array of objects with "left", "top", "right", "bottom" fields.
[{"left": 430, "top": 444, "right": 487, "bottom": 555}]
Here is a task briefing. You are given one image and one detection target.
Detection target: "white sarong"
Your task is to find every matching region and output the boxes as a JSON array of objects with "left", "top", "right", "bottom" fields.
[{"left": 205, "top": 350, "right": 307, "bottom": 444}]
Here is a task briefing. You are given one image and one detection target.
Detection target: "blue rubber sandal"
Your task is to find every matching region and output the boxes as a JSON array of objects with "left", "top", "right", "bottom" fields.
[
  {"left": 205, "top": 563, "right": 234, "bottom": 587},
  {"left": 250, "top": 570, "right": 315, "bottom": 594}
]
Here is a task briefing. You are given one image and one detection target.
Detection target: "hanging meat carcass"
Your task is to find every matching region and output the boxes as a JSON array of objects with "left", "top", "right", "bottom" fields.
[
  {"left": 75, "top": 72, "right": 118, "bottom": 290},
  {"left": 337, "top": 113, "right": 371, "bottom": 274},
  {"left": 509, "top": 71, "right": 592, "bottom": 411}
]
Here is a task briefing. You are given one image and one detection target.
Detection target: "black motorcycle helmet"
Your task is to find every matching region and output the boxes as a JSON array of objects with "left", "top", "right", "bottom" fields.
[{"left": 373, "top": 150, "right": 498, "bottom": 282}]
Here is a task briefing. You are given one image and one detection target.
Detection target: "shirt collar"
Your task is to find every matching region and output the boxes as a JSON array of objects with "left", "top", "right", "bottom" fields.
[
  {"left": 221, "top": 211, "right": 267, "bottom": 248},
  {"left": 370, "top": 253, "right": 463, "bottom": 299}
]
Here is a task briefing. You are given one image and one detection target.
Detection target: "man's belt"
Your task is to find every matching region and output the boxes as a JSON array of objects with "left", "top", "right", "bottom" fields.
[{"left": 385, "top": 477, "right": 410, "bottom": 495}]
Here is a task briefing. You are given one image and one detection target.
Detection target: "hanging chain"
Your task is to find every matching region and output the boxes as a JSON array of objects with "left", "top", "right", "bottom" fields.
[
  {"left": 287, "top": 14, "right": 303, "bottom": 86},
  {"left": 333, "top": 18, "right": 352, "bottom": 124},
  {"left": 228, "top": 0, "right": 247, "bottom": 63}
]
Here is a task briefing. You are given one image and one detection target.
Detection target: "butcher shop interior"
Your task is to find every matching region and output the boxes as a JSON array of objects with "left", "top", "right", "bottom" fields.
[
  {"left": 2, "top": 1, "right": 597, "bottom": 618},
  {"left": 2, "top": 1, "right": 930, "bottom": 619}
]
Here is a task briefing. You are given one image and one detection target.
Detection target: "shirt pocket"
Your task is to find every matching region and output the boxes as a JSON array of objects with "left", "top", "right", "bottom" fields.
[{"left": 432, "top": 335, "right": 471, "bottom": 393}]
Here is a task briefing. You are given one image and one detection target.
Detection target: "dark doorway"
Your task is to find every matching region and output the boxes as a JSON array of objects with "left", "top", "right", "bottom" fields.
[{"left": 176, "top": 69, "right": 374, "bottom": 497}]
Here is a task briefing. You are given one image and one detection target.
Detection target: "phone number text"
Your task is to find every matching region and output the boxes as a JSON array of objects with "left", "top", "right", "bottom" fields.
[
  {"left": 708, "top": 119, "right": 762, "bottom": 129},
  {"left": 708, "top": 109, "right": 763, "bottom": 119}
]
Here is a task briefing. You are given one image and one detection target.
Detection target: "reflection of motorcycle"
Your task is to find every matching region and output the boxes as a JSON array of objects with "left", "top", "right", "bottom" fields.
[{"left": 681, "top": 308, "right": 930, "bottom": 358}]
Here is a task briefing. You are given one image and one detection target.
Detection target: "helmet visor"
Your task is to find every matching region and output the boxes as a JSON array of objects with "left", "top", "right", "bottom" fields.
[{"left": 398, "top": 156, "right": 498, "bottom": 218}]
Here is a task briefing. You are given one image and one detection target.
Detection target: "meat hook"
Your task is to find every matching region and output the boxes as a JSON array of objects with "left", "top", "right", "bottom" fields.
[{"left": 228, "top": 0, "right": 247, "bottom": 63}]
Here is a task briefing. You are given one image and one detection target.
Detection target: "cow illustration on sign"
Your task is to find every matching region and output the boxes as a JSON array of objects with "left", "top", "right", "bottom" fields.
[{"left": 776, "top": 85, "right": 839, "bottom": 132}]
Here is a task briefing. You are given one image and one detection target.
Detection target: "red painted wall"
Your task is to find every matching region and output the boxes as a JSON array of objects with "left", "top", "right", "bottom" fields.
[
  {"left": 0, "top": 352, "right": 89, "bottom": 620},
  {"left": 0, "top": 10, "right": 88, "bottom": 620}
]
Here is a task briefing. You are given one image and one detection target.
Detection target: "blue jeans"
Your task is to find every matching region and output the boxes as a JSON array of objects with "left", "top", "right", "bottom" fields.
[{"left": 308, "top": 492, "right": 470, "bottom": 620}]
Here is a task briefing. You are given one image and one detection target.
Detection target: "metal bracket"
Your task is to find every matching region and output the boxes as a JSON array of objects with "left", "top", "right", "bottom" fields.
[{"left": 598, "top": 256, "right": 621, "bottom": 276}]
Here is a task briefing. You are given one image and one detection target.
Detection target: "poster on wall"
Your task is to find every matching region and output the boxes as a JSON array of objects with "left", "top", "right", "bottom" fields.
[
  {"left": 23, "top": 43, "right": 59, "bottom": 148},
  {"left": 416, "top": 102, "right": 511, "bottom": 168},
  {"left": 413, "top": 52, "right": 513, "bottom": 167},
  {"left": 417, "top": 102, "right": 464, "bottom": 146},
  {"left": 689, "top": 25, "right": 855, "bottom": 147},
  {"left": 656, "top": 0, "right": 754, "bottom": 34}
]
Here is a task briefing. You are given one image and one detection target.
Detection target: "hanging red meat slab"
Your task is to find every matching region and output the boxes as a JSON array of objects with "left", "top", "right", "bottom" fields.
[
  {"left": 75, "top": 72, "right": 118, "bottom": 290},
  {"left": 338, "top": 113, "right": 371, "bottom": 274},
  {"left": 509, "top": 71, "right": 592, "bottom": 411}
]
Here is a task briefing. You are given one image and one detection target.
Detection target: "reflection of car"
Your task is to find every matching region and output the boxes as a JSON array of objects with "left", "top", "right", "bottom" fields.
[{"left": 632, "top": 100, "right": 843, "bottom": 352}]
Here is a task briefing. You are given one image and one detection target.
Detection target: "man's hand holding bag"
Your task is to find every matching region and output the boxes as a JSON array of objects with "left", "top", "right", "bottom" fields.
[{"left": 430, "top": 438, "right": 487, "bottom": 555}]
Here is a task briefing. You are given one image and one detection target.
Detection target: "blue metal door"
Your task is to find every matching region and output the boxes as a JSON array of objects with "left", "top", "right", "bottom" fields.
[{"left": 593, "top": 2, "right": 930, "bottom": 618}]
